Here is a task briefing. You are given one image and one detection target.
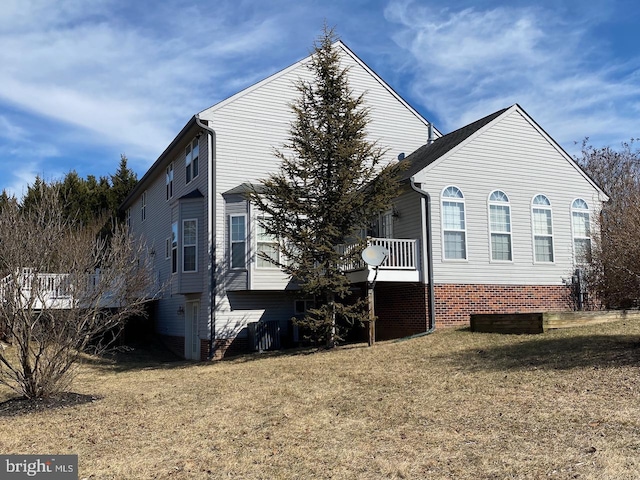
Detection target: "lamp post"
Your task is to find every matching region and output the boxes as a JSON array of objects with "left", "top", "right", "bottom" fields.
[{"left": 361, "top": 245, "right": 389, "bottom": 347}]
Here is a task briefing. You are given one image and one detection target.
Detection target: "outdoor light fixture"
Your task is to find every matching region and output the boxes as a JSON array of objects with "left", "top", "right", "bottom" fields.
[{"left": 177, "top": 305, "right": 185, "bottom": 316}]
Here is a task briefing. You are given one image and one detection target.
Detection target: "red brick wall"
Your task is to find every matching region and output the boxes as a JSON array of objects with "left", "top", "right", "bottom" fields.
[
  {"left": 159, "top": 335, "right": 249, "bottom": 360},
  {"left": 374, "top": 282, "right": 572, "bottom": 338},
  {"left": 211, "top": 337, "right": 249, "bottom": 360},
  {"left": 375, "top": 283, "right": 429, "bottom": 340},
  {"left": 434, "top": 284, "right": 572, "bottom": 327}
]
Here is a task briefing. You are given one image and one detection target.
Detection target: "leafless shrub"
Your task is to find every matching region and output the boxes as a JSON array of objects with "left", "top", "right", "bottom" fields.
[
  {"left": 576, "top": 138, "right": 640, "bottom": 308},
  {"left": 0, "top": 185, "right": 156, "bottom": 399}
]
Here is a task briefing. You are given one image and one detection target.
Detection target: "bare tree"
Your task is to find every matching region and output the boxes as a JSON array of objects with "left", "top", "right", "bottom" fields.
[
  {"left": 576, "top": 139, "right": 640, "bottom": 308},
  {"left": 0, "top": 186, "right": 156, "bottom": 399}
]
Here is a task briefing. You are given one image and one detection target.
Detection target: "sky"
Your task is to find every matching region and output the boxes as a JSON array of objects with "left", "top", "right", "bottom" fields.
[{"left": 1, "top": 0, "right": 639, "bottom": 198}]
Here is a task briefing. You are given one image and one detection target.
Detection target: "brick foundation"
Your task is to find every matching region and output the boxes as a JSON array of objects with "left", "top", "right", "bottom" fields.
[
  {"left": 211, "top": 337, "right": 249, "bottom": 360},
  {"left": 374, "top": 282, "right": 573, "bottom": 339},
  {"left": 434, "top": 284, "right": 572, "bottom": 327}
]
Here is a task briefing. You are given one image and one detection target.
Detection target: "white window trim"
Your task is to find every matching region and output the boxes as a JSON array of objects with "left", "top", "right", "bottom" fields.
[
  {"left": 487, "top": 190, "right": 513, "bottom": 263},
  {"left": 255, "top": 215, "right": 280, "bottom": 270},
  {"left": 141, "top": 191, "right": 147, "bottom": 222},
  {"left": 166, "top": 162, "right": 174, "bottom": 200},
  {"left": 441, "top": 186, "right": 467, "bottom": 261},
  {"left": 186, "top": 138, "right": 199, "bottom": 185},
  {"left": 571, "top": 198, "right": 591, "bottom": 264},
  {"left": 171, "top": 221, "right": 178, "bottom": 274},
  {"left": 229, "top": 214, "right": 247, "bottom": 270},
  {"left": 182, "top": 218, "right": 198, "bottom": 273},
  {"left": 126, "top": 208, "right": 131, "bottom": 228},
  {"left": 165, "top": 237, "right": 171, "bottom": 260},
  {"left": 531, "top": 194, "right": 555, "bottom": 264}
]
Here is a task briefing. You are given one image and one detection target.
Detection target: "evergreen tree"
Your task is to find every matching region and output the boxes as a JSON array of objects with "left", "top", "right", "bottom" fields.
[
  {"left": 248, "top": 27, "right": 400, "bottom": 346},
  {"left": 109, "top": 155, "right": 138, "bottom": 223}
]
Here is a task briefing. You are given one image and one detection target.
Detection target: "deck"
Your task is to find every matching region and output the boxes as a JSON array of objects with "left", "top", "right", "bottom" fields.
[{"left": 342, "top": 238, "right": 421, "bottom": 283}]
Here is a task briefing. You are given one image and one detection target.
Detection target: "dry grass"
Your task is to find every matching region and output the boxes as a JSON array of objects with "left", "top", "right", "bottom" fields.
[{"left": 1, "top": 320, "right": 640, "bottom": 479}]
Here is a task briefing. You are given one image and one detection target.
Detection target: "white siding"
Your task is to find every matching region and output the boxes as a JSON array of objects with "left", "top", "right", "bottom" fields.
[
  {"left": 200, "top": 45, "right": 431, "bottom": 336},
  {"left": 414, "top": 108, "right": 603, "bottom": 286}
]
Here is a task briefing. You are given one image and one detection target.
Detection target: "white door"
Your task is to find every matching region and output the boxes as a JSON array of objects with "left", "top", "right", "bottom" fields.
[{"left": 184, "top": 300, "right": 200, "bottom": 360}]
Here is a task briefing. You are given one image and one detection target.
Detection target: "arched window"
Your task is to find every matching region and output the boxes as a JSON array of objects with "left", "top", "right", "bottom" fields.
[
  {"left": 532, "top": 195, "right": 554, "bottom": 262},
  {"left": 489, "top": 190, "right": 512, "bottom": 261},
  {"left": 572, "top": 199, "right": 591, "bottom": 263},
  {"left": 441, "top": 186, "right": 466, "bottom": 260}
]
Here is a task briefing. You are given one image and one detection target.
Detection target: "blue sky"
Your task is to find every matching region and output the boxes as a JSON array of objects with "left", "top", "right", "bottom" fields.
[{"left": 1, "top": 0, "right": 639, "bottom": 197}]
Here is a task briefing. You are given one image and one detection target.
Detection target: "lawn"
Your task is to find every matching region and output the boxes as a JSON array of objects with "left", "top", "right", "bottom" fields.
[{"left": 1, "top": 320, "right": 639, "bottom": 479}]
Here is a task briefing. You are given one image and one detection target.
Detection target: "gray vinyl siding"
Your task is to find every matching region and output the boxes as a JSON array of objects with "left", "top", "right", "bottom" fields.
[
  {"left": 178, "top": 198, "right": 205, "bottom": 294},
  {"left": 391, "top": 189, "right": 423, "bottom": 240},
  {"left": 126, "top": 44, "right": 433, "bottom": 350},
  {"left": 218, "top": 291, "right": 297, "bottom": 340},
  {"left": 413, "top": 109, "right": 603, "bottom": 286},
  {"left": 201, "top": 45, "right": 431, "bottom": 293},
  {"left": 224, "top": 195, "right": 248, "bottom": 291}
]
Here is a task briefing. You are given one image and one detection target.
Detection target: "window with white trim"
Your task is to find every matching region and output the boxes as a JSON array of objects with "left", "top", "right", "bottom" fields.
[
  {"left": 126, "top": 208, "right": 131, "bottom": 228},
  {"left": 489, "top": 190, "right": 512, "bottom": 261},
  {"left": 165, "top": 237, "right": 171, "bottom": 260},
  {"left": 532, "top": 194, "right": 554, "bottom": 262},
  {"left": 186, "top": 138, "right": 199, "bottom": 184},
  {"left": 141, "top": 191, "right": 147, "bottom": 222},
  {"left": 230, "top": 215, "right": 246, "bottom": 269},
  {"left": 441, "top": 186, "right": 466, "bottom": 260},
  {"left": 183, "top": 219, "right": 197, "bottom": 272},
  {"left": 256, "top": 216, "right": 279, "bottom": 268},
  {"left": 166, "top": 163, "right": 173, "bottom": 200},
  {"left": 572, "top": 198, "right": 591, "bottom": 263},
  {"left": 171, "top": 222, "right": 178, "bottom": 274}
]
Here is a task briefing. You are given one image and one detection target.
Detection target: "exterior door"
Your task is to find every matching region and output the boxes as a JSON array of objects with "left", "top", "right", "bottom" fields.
[{"left": 184, "top": 300, "right": 200, "bottom": 360}]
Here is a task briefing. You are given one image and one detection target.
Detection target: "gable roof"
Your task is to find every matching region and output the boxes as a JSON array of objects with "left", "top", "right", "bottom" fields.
[
  {"left": 200, "top": 41, "right": 436, "bottom": 134},
  {"left": 399, "top": 104, "right": 608, "bottom": 200},
  {"left": 399, "top": 107, "right": 508, "bottom": 181}
]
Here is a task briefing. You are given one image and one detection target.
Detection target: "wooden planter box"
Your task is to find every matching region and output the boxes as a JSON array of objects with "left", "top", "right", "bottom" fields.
[{"left": 470, "top": 310, "right": 640, "bottom": 334}]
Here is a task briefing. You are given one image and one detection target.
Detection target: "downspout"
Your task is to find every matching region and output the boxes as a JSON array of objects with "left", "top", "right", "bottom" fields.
[
  {"left": 195, "top": 114, "right": 218, "bottom": 360},
  {"left": 404, "top": 177, "right": 436, "bottom": 338}
]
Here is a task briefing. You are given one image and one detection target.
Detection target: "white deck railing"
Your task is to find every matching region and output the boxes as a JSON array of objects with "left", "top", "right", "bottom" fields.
[
  {"left": 0, "top": 269, "right": 102, "bottom": 309},
  {"left": 340, "top": 238, "right": 419, "bottom": 272}
]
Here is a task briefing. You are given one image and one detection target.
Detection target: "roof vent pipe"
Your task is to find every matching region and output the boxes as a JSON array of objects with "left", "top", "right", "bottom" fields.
[{"left": 427, "top": 123, "right": 435, "bottom": 145}]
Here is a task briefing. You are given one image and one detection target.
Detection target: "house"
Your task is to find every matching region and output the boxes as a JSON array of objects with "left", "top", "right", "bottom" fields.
[
  {"left": 120, "top": 41, "right": 434, "bottom": 360},
  {"left": 121, "top": 42, "right": 607, "bottom": 360},
  {"left": 371, "top": 104, "right": 608, "bottom": 340}
]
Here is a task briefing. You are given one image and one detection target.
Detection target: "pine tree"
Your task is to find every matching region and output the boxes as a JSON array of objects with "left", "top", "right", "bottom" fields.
[
  {"left": 248, "top": 26, "right": 401, "bottom": 346},
  {"left": 109, "top": 154, "right": 138, "bottom": 222}
]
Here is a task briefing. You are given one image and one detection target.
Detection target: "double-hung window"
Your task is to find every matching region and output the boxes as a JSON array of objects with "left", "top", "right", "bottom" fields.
[
  {"left": 141, "top": 191, "right": 147, "bottom": 222},
  {"left": 489, "top": 190, "right": 512, "bottom": 261},
  {"left": 166, "top": 163, "right": 173, "bottom": 200},
  {"left": 183, "top": 219, "right": 197, "bottom": 272},
  {"left": 532, "top": 194, "right": 554, "bottom": 262},
  {"left": 441, "top": 186, "right": 466, "bottom": 260},
  {"left": 256, "top": 216, "right": 279, "bottom": 268},
  {"left": 572, "top": 199, "right": 591, "bottom": 263},
  {"left": 186, "top": 138, "right": 199, "bottom": 184},
  {"left": 171, "top": 222, "right": 178, "bottom": 274},
  {"left": 230, "top": 215, "right": 246, "bottom": 269}
]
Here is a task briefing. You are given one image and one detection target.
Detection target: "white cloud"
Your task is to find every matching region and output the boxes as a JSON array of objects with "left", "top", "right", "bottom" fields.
[{"left": 384, "top": 1, "right": 640, "bottom": 148}]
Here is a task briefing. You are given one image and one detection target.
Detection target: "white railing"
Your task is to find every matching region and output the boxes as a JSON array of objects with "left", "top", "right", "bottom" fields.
[
  {"left": 340, "top": 238, "right": 418, "bottom": 272},
  {"left": 0, "top": 270, "right": 105, "bottom": 309}
]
